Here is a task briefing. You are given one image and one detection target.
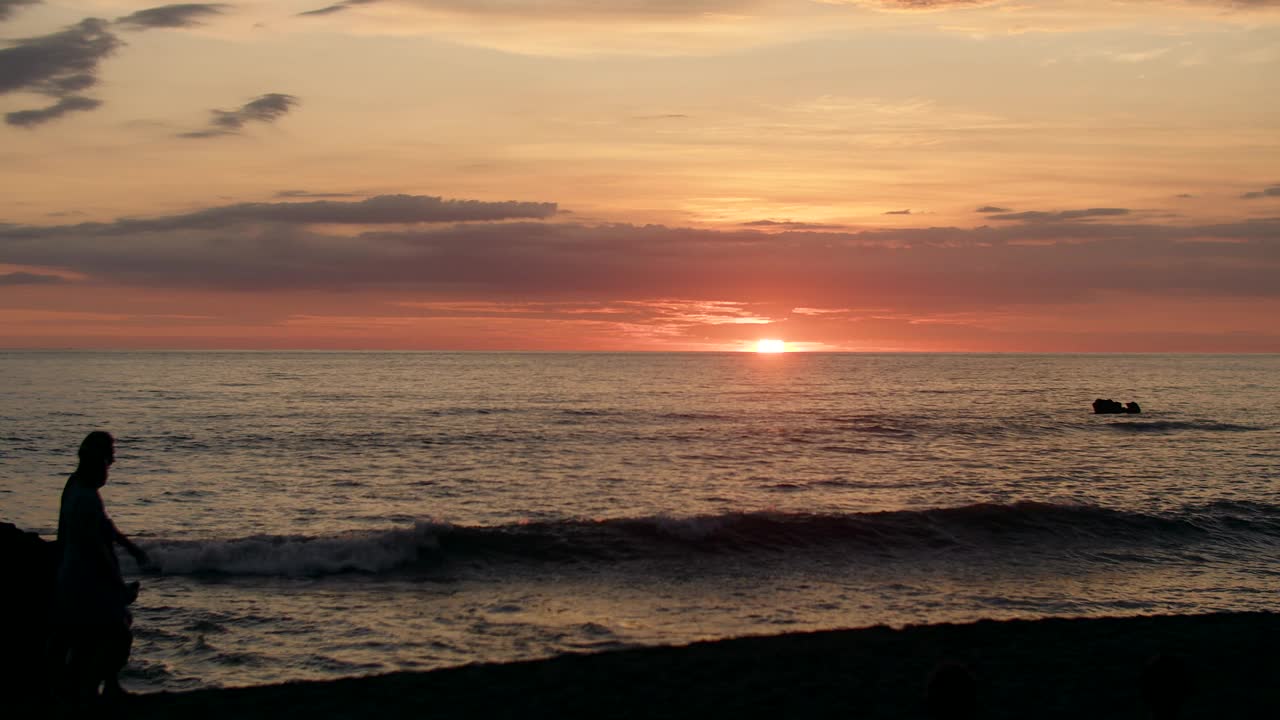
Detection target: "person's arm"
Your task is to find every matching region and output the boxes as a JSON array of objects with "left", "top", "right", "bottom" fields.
[{"left": 110, "top": 518, "right": 153, "bottom": 569}]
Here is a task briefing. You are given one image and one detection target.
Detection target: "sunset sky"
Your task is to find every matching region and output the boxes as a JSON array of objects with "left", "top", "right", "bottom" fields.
[{"left": 2, "top": 0, "right": 1278, "bottom": 351}]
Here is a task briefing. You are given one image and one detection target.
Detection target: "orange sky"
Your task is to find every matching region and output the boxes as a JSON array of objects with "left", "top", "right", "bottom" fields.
[{"left": 2, "top": 1, "right": 1278, "bottom": 351}]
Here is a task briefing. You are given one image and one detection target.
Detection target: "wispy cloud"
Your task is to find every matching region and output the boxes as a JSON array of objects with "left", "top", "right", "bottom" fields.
[
  {"left": 989, "top": 208, "right": 1130, "bottom": 222},
  {"left": 179, "top": 93, "right": 299, "bottom": 138},
  {"left": 299, "top": 0, "right": 381, "bottom": 17},
  {"left": 741, "top": 219, "right": 848, "bottom": 231},
  {"left": 116, "top": 4, "right": 229, "bottom": 31},
  {"left": 1, "top": 6, "right": 220, "bottom": 128},
  {"left": 1240, "top": 184, "right": 1280, "bottom": 199},
  {"left": 276, "top": 190, "right": 364, "bottom": 199},
  {"left": 5, "top": 95, "right": 101, "bottom": 128},
  {"left": 862, "top": 0, "right": 998, "bottom": 10},
  {"left": 0, "top": 270, "right": 66, "bottom": 286},
  {"left": 0, "top": 0, "right": 39, "bottom": 23},
  {"left": 393, "top": 0, "right": 769, "bottom": 19},
  {"left": 0, "top": 18, "right": 120, "bottom": 127}
]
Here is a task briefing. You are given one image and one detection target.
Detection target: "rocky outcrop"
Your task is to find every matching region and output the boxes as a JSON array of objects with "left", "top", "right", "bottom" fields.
[
  {"left": 0, "top": 522, "right": 60, "bottom": 702},
  {"left": 1093, "top": 398, "right": 1141, "bottom": 414}
]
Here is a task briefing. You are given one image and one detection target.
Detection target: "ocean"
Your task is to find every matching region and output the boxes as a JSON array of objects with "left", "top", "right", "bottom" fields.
[{"left": 1, "top": 351, "right": 1277, "bottom": 692}]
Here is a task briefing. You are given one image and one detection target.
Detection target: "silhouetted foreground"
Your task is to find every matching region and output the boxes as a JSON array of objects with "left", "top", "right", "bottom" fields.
[
  {"left": 119, "top": 612, "right": 1274, "bottom": 720},
  {"left": 0, "top": 522, "right": 59, "bottom": 702}
]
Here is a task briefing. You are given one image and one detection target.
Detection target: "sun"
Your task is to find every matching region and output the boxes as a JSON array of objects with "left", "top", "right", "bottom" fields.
[{"left": 755, "top": 339, "right": 786, "bottom": 353}]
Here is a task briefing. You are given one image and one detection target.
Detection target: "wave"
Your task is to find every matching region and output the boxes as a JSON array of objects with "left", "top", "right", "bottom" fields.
[
  {"left": 1100, "top": 420, "right": 1265, "bottom": 433},
  {"left": 142, "top": 501, "right": 1280, "bottom": 579}
]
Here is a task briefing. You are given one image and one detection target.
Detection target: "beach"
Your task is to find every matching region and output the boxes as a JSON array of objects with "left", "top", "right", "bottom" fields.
[{"left": 122, "top": 611, "right": 1279, "bottom": 719}]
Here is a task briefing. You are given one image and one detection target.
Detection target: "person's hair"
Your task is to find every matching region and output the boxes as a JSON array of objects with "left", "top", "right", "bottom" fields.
[{"left": 78, "top": 431, "right": 115, "bottom": 465}]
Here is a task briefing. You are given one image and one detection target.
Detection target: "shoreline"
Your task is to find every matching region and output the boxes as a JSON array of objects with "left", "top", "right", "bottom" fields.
[{"left": 123, "top": 611, "right": 1278, "bottom": 719}]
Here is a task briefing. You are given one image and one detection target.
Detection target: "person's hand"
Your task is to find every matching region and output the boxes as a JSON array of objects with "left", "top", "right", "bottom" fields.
[{"left": 134, "top": 549, "right": 158, "bottom": 573}]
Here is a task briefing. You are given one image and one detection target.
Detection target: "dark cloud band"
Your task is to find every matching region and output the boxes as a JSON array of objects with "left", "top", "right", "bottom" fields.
[
  {"left": 2, "top": 206, "right": 1276, "bottom": 311},
  {"left": 0, "top": 194, "right": 558, "bottom": 238}
]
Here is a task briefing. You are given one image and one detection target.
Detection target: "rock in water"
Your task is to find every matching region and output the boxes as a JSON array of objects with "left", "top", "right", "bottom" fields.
[
  {"left": 1093, "top": 398, "right": 1142, "bottom": 414},
  {"left": 1092, "top": 398, "right": 1124, "bottom": 414}
]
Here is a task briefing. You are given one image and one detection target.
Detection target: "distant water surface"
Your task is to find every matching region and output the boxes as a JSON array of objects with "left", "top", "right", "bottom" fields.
[{"left": 1, "top": 352, "right": 1277, "bottom": 691}]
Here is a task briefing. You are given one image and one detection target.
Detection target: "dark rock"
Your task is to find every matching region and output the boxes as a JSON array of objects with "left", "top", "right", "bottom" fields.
[
  {"left": 1093, "top": 398, "right": 1142, "bottom": 414},
  {"left": 0, "top": 522, "right": 60, "bottom": 703},
  {"left": 1092, "top": 398, "right": 1123, "bottom": 414}
]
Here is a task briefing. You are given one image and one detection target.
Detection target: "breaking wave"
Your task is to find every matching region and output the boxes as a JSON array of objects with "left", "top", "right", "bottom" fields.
[{"left": 143, "top": 501, "right": 1280, "bottom": 578}]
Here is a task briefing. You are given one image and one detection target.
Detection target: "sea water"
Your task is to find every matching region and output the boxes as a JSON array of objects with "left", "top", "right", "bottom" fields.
[{"left": 1, "top": 351, "right": 1277, "bottom": 691}]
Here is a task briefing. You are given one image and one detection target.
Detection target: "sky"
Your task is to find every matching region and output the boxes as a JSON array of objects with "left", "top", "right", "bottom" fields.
[{"left": 1, "top": 0, "right": 1278, "bottom": 352}]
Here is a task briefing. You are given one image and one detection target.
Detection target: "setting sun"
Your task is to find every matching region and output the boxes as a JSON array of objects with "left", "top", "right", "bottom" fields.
[{"left": 756, "top": 339, "right": 786, "bottom": 353}]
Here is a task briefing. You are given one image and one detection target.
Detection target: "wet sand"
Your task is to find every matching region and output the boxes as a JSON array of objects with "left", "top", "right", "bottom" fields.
[{"left": 128, "top": 611, "right": 1278, "bottom": 719}]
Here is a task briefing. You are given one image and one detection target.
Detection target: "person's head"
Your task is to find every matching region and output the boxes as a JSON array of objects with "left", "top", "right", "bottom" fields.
[{"left": 77, "top": 431, "right": 115, "bottom": 485}]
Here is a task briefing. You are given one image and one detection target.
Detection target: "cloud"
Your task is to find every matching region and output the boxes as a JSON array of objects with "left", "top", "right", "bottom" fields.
[
  {"left": 5, "top": 94, "right": 101, "bottom": 127},
  {"left": 3, "top": 201, "right": 1276, "bottom": 312},
  {"left": 116, "top": 4, "right": 228, "bottom": 30},
  {"left": 0, "top": 0, "right": 39, "bottom": 23},
  {"left": 975, "top": 206, "right": 1010, "bottom": 213},
  {"left": 1, "top": 6, "right": 221, "bottom": 126},
  {"left": 0, "top": 18, "right": 120, "bottom": 127},
  {"left": 866, "top": 0, "right": 997, "bottom": 9},
  {"left": 741, "top": 220, "right": 848, "bottom": 231},
  {"left": 1240, "top": 184, "right": 1280, "bottom": 199},
  {"left": 179, "top": 93, "right": 298, "bottom": 138},
  {"left": 299, "top": 0, "right": 381, "bottom": 17},
  {"left": 884, "top": 209, "right": 912, "bottom": 215},
  {"left": 988, "top": 208, "right": 1130, "bottom": 222},
  {"left": 394, "top": 0, "right": 768, "bottom": 19},
  {"left": 276, "top": 190, "right": 364, "bottom": 199},
  {"left": 0, "top": 194, "right": 558, "bottom": 238},
  {"left": 0, "top": 270, "right": 66, "bottom": 286},
  {"left": 861, "top": 0, "right": 1280, "bottom": 12}
]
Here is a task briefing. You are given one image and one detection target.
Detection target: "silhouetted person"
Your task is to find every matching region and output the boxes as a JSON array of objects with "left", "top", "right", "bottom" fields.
[
  {"left": 1141, "top": 654, "right": 1192, "bottom": 719},
  {"left": 927, "top": 662, "right": 977, "bottom": 720},
  {"left": 1125, "top": 401, "right": 1142, "bottom": 414},
  {"left": 54, "top": 431, "right": 151, "bottom": 706}
]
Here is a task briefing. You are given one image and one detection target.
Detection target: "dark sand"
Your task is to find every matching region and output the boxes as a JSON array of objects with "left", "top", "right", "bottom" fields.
[{"left": 120, "top": 612, "right": 1277, "bottom": 719}]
